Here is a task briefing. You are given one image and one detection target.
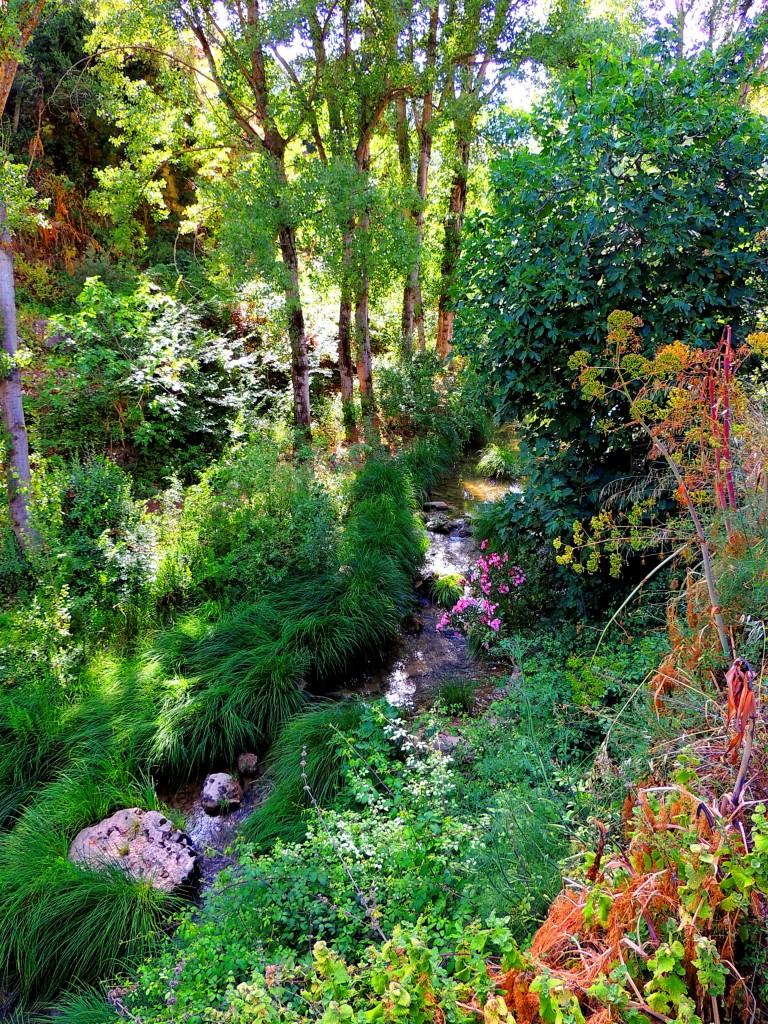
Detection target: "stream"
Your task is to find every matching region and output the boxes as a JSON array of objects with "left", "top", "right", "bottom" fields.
[
  {"left": 179, "top": 458, "right": 519, "bottom": 881},
  {"left": 335, "top": 459, "right": 518, "bottom": 707}
]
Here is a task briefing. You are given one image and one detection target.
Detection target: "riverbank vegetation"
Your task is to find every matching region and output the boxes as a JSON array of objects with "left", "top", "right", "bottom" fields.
[{"left": 3, "top": 0, "right": 768, "bottom": 1021}]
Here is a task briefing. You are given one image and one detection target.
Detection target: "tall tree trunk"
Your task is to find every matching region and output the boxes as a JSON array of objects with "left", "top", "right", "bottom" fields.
[
  {"left": 396, "top": 95, "right": 416, "bottom": 358},
  {"left": 355, "top": 256, "right": 374, "bottom": 414},
  {"left": 354, "top": 142, "right": 374, "bottom": 413},
  {"left": 0, "top": 1, "right": 45, "bottom": 547},
  {"left": 436, "top": 134, "right": 470, "bottom": 358},
  {"left": 411, "top": 106, "right": 432, "bottom": 354},
  {"left": 0, "top": 201, "right": 33, "bottom": 545},
  {"left": 337, "top": 222, "right": 356, "bottom": 425},
  {"left": 276, "top": 223, "right": 311, "bottom": 434},
  {"left": 398, "top": 93, "right": 433, "bottom": 357}
]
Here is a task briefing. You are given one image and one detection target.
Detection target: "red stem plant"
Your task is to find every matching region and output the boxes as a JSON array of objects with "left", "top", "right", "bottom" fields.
[{"left": 560, "top": 311, "right": 758, "bottom": 661}]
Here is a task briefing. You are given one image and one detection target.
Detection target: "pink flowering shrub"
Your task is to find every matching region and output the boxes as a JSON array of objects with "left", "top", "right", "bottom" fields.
[{"left": 436, "top": 543, "right": 526, "bottom": 651}]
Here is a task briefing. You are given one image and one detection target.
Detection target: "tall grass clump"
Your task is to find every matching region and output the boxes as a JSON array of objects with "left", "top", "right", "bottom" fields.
[
  {"left": 431, "top": 573, "right": 464, "bottom": 609},
  {"left": 52, "top": 991, "right": 119, "bottom": 1024},
  {"left": 476, "top": 443, "right": 521, "bottom": 480},
  {"left": 151, "top": 456, "right": 427, "bottom": 778},
  {"left": 241, "top": 699, "right": 364, "bottom": 847},
  {"left": 435, "top": 678, "right": 476, "bottom": 714},
  {"left": 0, "top": 767, "right": 178, "bottom": 1002}
]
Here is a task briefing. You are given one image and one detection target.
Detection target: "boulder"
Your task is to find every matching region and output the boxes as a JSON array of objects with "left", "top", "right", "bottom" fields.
[
  {"left": 426, "top": 514, "right": 453, "bottom": 534},
  {"left": 432, "top": 733, "right": 475, "bottom": 763},
  {"left": 201, "top": 773, "right": 242, "bottom": 815},
  {"left": 432, "top": 733, "right": 462, "bottom": 754},
  {"left": 237, "top": 752, "right": 259, "bottom": 776},
  {"left": 424, "top": 501, "right": 453, "bottom": 511},
  {"left": 69, "top": 808, "right": 198, "bottom": 892}
]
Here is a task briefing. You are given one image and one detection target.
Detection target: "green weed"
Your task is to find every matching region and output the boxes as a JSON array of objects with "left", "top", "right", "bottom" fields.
[
  {"left": 241, "top": 699, "right": 364, "bottom": 847},
  {"left": 476, "top": 443, "right": 521, "bottom": 480},
  {"left": 431, "top": 573, "right": 464, "bottom": 609},
  {"left": 435, "top": 678, "right": 476, "bottom": 714},
  {"left": 50, "top": 991, "right": 119, "bottom": 1024}
]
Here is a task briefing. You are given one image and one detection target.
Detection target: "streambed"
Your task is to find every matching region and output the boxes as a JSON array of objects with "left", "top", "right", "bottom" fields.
[
  {"left": 175, "top": 458, "right": 519, "bottom": 877},
  {"left": 335, "top": 460, "right": 519, "bottom": 707}
]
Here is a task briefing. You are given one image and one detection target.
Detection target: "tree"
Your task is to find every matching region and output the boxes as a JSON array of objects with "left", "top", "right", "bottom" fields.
[
  {"left": 299, "top": 0, "right": 413, "bottom": 414},
  {"left": 90, "top": 0, "right": 314, "bottom": 434},
  {"left": 0, "top": 0, "right": 47, "bottom": 546},
  {"left": 434, "top": 0, "right": 524, "bottom": 357},
  {"left": 456, "top": 34, "right": 768, "bottom": 526},
  {"left": 395, "top": 2, "right": 439, "bottom": 357}
]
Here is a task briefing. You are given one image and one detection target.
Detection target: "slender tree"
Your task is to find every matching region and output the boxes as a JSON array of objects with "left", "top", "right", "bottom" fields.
[
  {"left": 286, "top": 0, "right": 412, "bottom": 414},
  {"left": 0, "top": 0, "right": 46, "bottom": 545},
  {"left": 179, "top": 0, "right": 311, "bottom": 432},
  {"left": 396, "top": 1, "right": 441, "bottom": 357},
  {"left": 436, "top": 0, "right": 522, "bottom": 357}
]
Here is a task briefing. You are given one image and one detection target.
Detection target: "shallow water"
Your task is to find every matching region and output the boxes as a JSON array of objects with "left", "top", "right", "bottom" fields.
[
  {"left": 336, "top": 458, "right": 521, "bottom": 708},
  {"left": 162, "top": 775, "right": 269, "bottom": 889}
]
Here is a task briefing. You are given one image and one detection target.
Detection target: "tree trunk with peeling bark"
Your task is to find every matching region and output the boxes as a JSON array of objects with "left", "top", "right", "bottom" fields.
[
  {"left": 0, "top": 0, "right": 46, "bottom": 546},
  {"left": 0, "top": 200, "right": 34, "bottom": 545}
]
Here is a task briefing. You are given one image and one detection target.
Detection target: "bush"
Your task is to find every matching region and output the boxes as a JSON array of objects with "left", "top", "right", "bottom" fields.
[
  {"left": 160, "top": 437, "right": 340, "bottom": 605},
  {"left": 127, "top": 920, "right": 518, "bottom": 1024},
  {"left": 30, "top": 276, "right": 266, "bottom": 489},
  {"left": 53, "top": 991, "right": 119, "bottom": 1024},
  {"left": 476, "top": 443, "right": 521, "bottom": 480},
  {"left": 377, "top": 354, "right": 492, "bottom": 453},
  {"left": 457, "top": 36, "right": 768, "bottom": 541}
]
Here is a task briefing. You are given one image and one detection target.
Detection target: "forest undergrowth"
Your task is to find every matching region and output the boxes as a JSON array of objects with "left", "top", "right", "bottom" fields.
[{"left": 40, "top": 322, "right": 768, "bottom": 1024}]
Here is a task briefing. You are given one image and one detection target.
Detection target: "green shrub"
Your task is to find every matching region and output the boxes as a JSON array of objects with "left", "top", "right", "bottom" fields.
[
  {"left": 128, "top": 920, "right": 517, "bottom": 1024},
  {"left": 473, "top": 789, "right": 569, "bottom": 941},
  {"left": 163, "top": 438, "right": 340, "bottom": 604},
  {"left": 30, "top": 276, "right": 267, "bottom": 489},
  {"left": 147, "top": 453, "right": 426, "bottom": 778}
]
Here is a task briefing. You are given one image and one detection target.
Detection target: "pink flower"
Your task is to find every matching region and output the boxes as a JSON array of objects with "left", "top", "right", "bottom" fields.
[{"left": 480, "top": 539, "right": 488, "bottom": 550}]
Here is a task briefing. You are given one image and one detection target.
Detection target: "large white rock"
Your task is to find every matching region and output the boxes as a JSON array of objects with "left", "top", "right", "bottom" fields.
[{"left": 69, "top": 808, "right": 198, "bottom": 892}]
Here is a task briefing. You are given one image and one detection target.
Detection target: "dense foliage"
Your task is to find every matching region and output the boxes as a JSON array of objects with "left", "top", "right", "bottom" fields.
[
  {"left": 457, "top": 35, "right": 768, "bottom": 551},
  {"left": 3, "top": 0, "right": 768, "bottom": 1022}
]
